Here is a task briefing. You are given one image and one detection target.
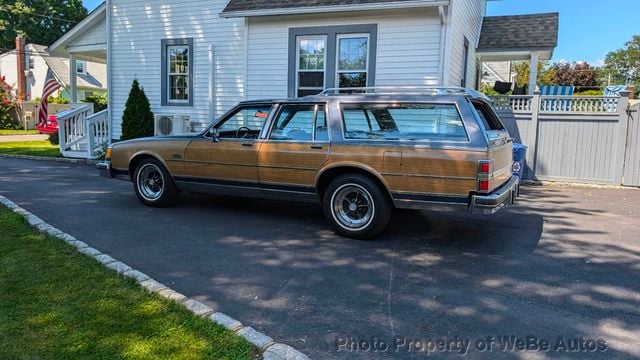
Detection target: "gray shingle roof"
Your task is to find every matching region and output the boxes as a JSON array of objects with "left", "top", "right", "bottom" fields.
[
  {"left": 478, "top": 13, "right": 559, "bottom": 51},
  {"left": 30, "top": 44, "right": 107, "bottom": 90},
  {"left": 222, "top": 0, "right": 414, "bottom": 13}
]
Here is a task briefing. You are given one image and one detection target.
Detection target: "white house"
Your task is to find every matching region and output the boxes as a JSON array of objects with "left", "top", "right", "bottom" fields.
[
  {"left": 48, "top": 0, "right": 558, "bottom": 155},
  {"left": 0, "top": 42, "right": 107, "bottom": 102}
]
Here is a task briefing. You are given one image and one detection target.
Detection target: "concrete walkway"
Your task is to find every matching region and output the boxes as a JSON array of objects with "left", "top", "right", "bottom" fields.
[{"left": 0, "top": 134, "right": 49, "bottom": 142}]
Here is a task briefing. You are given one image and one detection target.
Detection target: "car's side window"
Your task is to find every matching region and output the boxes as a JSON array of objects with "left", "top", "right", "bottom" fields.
[
  {"left": 214, "top": 105, "right": 272, "bottom": 139},
  {"left": 270, "top": 104, "right": 328, "bottom": 142},
  {"left": 341, "top": 103, "right": 467, "bottom": 141}
]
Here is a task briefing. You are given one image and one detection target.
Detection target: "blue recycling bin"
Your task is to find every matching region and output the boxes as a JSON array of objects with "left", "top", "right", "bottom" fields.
[{"left": 512, "top": 143, "right": 528, "bottom": 180}]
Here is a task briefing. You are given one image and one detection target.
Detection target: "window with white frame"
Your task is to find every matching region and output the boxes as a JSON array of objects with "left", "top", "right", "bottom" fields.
[
  {"left": 161, "top": 38, "right": 193, "bottom": 106},
  {"left": 168, "top": 46, "right": 189, "bottom": 102},
  {"left": 296, "top": 36, "right": 326, "bottom": 97},
  {"left": 28, "top": 57, "right": 34, "bottom": 70},
  {"left": 336, "top": 34, "right": 369, "bottom": 89},
  {"left": 76, "top": 60, "right": 86, "bottom": 74}
]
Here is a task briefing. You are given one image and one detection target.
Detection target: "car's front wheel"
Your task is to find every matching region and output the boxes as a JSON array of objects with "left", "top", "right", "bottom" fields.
[
  {"left": 133, "top": 158, "right": 178, "bottom": 207},
  {"left": 322, "top": 174, "right": 392, "bottom": 240}
]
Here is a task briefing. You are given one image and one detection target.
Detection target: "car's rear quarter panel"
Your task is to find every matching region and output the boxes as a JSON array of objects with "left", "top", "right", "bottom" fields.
[{"left": 327, "top": 144, "right": 482, "bottom": 196}]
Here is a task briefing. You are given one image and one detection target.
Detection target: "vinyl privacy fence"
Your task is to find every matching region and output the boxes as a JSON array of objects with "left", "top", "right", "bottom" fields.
[{"left": 491, "top": 93, "right": 638, "bottom": 186}]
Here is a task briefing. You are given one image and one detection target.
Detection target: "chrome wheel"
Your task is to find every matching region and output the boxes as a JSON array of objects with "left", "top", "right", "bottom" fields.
[
  {"left": 331, "top": 183, "right": 375, "bottom": 231},
  {"left": 136, "top": 163, "right": 164, "bottom": 201}
]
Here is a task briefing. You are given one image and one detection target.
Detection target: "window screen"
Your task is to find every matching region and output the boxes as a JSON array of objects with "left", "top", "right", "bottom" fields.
[{"left": 341, "top": 103, "right": 467, "bottom": 141}]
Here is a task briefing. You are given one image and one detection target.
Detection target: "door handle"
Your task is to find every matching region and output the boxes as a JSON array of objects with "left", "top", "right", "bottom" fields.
[
  {"left": 310, "top": 145, "right": 323, "bottom": 150},
  {"left": 241, "top": 142, "right": 254, "bottom": 147}
]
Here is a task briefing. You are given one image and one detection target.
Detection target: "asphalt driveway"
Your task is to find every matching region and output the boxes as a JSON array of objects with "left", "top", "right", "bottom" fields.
[{"left": 1, "top": 158, "right": 639, "bottom": 359}]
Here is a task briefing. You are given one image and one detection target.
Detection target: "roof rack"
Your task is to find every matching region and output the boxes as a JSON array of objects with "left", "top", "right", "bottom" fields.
[{"left": 318, "top": 86, "right": 490, "bottom": 100}]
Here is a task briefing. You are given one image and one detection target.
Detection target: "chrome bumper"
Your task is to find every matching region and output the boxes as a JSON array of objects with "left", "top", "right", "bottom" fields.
[
  {"left": 96, "top": 160, "right": 114, "bottom": 178},
  {"left": 469, "top": 176, "right": 519, "bottom": 214}
]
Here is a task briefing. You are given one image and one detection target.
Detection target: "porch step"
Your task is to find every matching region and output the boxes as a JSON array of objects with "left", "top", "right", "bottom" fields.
[{"left": 63, "top": 150, "right": 90, "bottom": 159}]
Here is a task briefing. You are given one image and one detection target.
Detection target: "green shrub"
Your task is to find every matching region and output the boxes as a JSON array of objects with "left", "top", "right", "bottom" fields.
[
  {"left": 82, "top": 93, "right": 108, "bottom": 112},
  {"left": 574, "top": 89, "right": 603, "bottom": 96},
  {"left": 480, "top": 83, "right": 511, "bottom": 96},
  {"left": 49, "top": 132, "right": 59, "bottom": 145},
  {"left": 48, "top": 94, "right": 70, "bottom": 104},
  {"left": 121, "top": 79, "right": 154, "bottom": 140}
]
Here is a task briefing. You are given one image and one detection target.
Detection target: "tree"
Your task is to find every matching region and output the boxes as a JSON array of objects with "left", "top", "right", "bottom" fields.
[
  {"left": 0, "top": 0, "right": 88, "bottom": 49},
  {"left": 603, "top": 35, "right": 640, "bottom": 86},
  {"left": 121, "top": 79, "right": 154, "bottom": 140},
  {"left": 513, "top": 61, "right": 556, "bottom": 89},
  {"left": 551, "top": 62, "right": 598, "bottom": 88}
]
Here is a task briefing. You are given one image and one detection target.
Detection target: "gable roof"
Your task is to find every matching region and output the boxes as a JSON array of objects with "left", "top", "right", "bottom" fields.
[
  {"left": 221, "top": 0, "right": 441, "bottom": 17},
  {"left": 478, "top": 13, "right": 559, "bottom": 51},
  {"left": 29, "top": 44, "right": 107, "bottom": 90}
]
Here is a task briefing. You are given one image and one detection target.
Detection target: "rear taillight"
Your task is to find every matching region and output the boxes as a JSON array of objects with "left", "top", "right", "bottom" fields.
[{"left": 478, "top": 160, "right": 494, "bottom": 192}]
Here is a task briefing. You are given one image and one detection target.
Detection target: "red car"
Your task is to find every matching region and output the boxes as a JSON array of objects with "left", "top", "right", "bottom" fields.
[{"left": 37, "top": 115, "right": 58, "bottom": 135}]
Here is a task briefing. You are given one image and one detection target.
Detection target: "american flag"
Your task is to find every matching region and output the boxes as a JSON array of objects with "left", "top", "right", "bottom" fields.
[{"left": 38, "top": 69, "right": 61, "bottom": 124}]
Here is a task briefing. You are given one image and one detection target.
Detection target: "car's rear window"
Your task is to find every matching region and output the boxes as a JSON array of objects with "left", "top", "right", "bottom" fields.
[{"left": 341, "top": 103, "right": 467, "bottom": 141}]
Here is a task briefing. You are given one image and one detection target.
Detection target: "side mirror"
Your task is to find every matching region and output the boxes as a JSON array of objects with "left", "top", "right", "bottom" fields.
[{"left": 210, "top": 128, "right": 220, "bottom": 142}]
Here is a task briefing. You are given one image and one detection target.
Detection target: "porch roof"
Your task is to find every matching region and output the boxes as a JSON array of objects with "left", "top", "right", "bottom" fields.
[
  {"left": 477, "top": 12, "right": 559, "bottom": 61},
  {"left": 48, "top": 2, "right": 106, "bottom": 63},
  {"left": 221, "top": 0, "right": 447, "bottom": 17}
]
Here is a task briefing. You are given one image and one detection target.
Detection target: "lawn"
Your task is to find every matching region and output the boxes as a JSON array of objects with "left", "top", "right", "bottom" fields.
[
  {"left": 0, "top": 207, "right": 256, "bottom": 359},
  {"left": 0, "top": 141, "right": 61, "bottom": 157},
  {"left": 0, "top": 129, "right": 40, "bottom": 135}
]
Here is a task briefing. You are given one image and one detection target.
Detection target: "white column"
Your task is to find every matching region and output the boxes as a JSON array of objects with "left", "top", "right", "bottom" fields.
[
  {"left": 69, "top": 54, "right": 78, "bottom": 103},
  {"left": 528, "top": 52, "right": 539, "bottom": 95}
]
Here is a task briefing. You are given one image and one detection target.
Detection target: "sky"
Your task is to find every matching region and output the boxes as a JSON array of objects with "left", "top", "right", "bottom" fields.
[{"left": 82, "top": 0, "right": 638, "bottom": 66}]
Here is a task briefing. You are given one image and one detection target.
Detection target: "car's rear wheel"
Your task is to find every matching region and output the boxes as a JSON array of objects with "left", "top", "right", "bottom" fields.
[
  {"left": 133, "top": 158, "right": 178, "bottom": 207},
  {"left": 322, "top": 174, "right": 392, "bottom": 240}
]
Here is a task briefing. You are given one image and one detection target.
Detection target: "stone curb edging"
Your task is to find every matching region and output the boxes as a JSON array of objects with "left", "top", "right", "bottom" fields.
[
  {"left": 0, "top": 195, "right": 308, "bottom": 360},
  {"left": 0, "top": 153, "right": 98, "bottom": 165}
]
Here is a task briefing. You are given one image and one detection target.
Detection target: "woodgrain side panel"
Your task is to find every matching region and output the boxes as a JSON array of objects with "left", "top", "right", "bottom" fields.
[
  {"left": 111, "top": 138, "right": 191, "bottom": 175},
  {"left": 258, "top": 142, "right": 329, "bottom": 186},
  {"left": 328, "top": 144, "right": 484, "bottom": 196},
  {"left": 183, "top": 138, "right": 259, "bottom": 181}
]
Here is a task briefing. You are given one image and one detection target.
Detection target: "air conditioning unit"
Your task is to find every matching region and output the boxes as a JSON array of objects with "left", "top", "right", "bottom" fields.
[{"left": 154, "top": 114, "right": 190, "bottom": 136}]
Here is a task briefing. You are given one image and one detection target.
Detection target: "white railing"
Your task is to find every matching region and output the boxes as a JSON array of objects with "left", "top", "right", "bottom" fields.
[
  {"left": 57, "top": 104, "right": 94, "bottom": 158},
  {"left": 86, "top": 109, "right": 110, "bottom": 158},
  {"left": 491, "top": 95, "right": 620, "bottom": 114},
  {"left": 490, "top": 96, "right": 533, "bottom": 112},
  {"left": 539, "top": 96, "right": 619, "bottom": 113}
]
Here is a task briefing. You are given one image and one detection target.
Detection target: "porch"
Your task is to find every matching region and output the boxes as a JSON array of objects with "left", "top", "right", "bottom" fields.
[{"left": 48, "top": 3, "right": 109, "bottom": 159}]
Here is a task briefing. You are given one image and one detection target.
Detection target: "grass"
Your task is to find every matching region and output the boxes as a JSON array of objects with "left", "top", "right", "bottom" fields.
[
  {"left": 0, "top": 129, "right": 40, "bottom": 135},
  {"left": 0, "top": 141, "right": 61, "bottom": 157},
  {"left": 0, "top": 207, "right": 256, "bottom": 359}
]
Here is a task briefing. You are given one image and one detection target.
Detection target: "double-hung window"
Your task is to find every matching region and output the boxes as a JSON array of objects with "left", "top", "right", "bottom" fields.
[
  {"left": 289, "top": 25, "right": 377, "bottom": 97},
  {"left": 336, "top": 34, "right": 369, "bottom": 89},
  {"left": 161, "top": 38, "right": 193, "bottom": 106},
  {"left": 296, "top": 36, "right": 327, "bottom": 97}
]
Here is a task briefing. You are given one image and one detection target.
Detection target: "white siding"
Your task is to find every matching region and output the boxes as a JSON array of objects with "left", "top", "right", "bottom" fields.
[
  {"left": 0, "top": 53, "right": 19, "bottom": 97},
  {"left": 246, "top": 8, "right": 442, "bottom": 100},
  {"left": 447, "top": 0, "right": 486, "bottom": 88},
  {"left": 0, "top": 47, "right": 62, "bottom": 100},
  {"left": 71, "top": 18, "right": 107, "bottom": 48},
  {"left": 109, "top": 0, "right": 245, "bottom": 139}
]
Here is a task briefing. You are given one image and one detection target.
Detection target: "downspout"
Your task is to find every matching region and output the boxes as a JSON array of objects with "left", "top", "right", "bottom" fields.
[
  {"left": 208, "top": 44, "right": 216, "bottom": 122},
  {"left": 438, "top": 5, "right": 446, "bottom": 86},
  {"left": 106, "top": 0, "right": 113, "bottom": 142},
  {"left": 440, "top": 2, "right": 453, "bottom": 86}
]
